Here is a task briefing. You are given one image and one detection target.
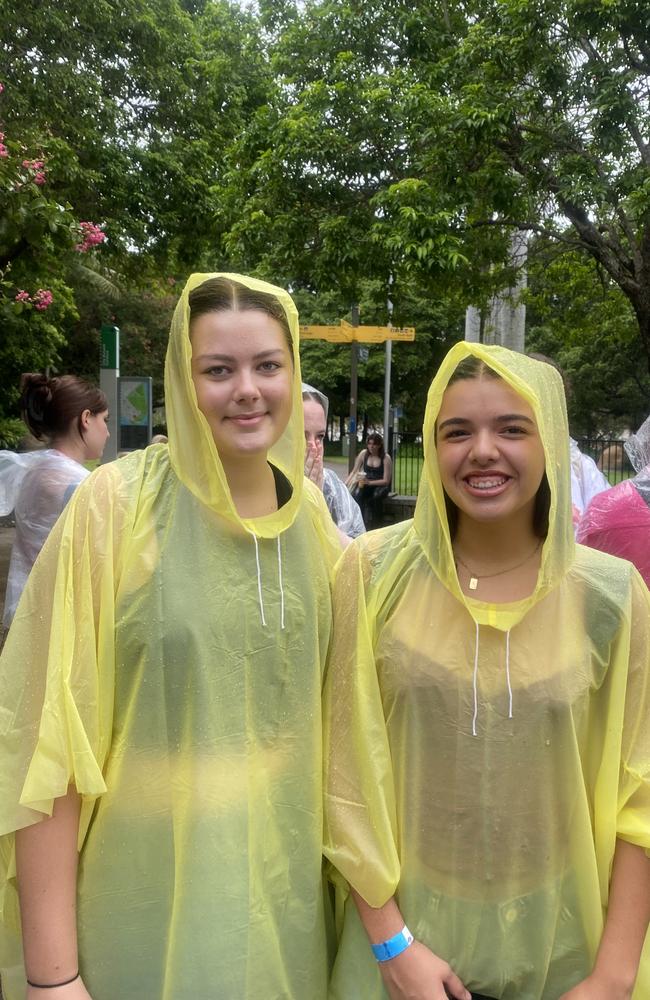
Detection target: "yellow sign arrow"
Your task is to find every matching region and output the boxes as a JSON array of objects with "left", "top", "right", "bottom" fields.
[
  {"left": 299, "top": 320, "right": 415, "bottom": 343},
  {"left": 298, "top": 324, "right": 352, "bottom": 343}
]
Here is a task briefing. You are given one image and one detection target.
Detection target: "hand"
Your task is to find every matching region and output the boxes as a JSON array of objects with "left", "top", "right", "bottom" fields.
[
  {"left": 558, "top": 972, "right": 634, "bottom": 1000},
  {"left": 27, "top": 976, "right": 93, "bottom": 1000},
  {"left": 304, "top": 446, "right": 324, "bottom": 490},
  {"left": 378, "top": 940, "right": 470, "bottom": 1000}
]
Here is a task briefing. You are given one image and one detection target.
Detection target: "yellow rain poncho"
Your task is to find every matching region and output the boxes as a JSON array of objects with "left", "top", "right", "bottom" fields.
[
  {"left": 324, "top": 343, "right": 650, "bottom": 1000},
  {"left": 0, "top": 273, "right": 341, "bottom": 999}
]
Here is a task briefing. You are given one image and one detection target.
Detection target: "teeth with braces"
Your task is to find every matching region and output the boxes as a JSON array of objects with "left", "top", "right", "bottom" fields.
[{"left": 466, "top": 477, "right": 507, "bottom": 489}]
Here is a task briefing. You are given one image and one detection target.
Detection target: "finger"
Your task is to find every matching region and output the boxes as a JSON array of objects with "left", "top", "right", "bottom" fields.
[{"left": 443, "top": 973, "right": 471, "bottom": 1000}]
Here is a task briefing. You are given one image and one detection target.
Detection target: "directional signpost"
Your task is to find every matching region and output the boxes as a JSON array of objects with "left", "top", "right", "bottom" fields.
[
  {"left": 300, "top": 317, "right": 415, "bottom": 472},
  {"left": 299, "top": 319, "right": 415, "bottom": 343}
]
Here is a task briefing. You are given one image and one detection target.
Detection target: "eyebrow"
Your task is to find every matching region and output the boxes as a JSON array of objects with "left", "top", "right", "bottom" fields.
[
  {"left": 438, "top": 413, "right": 535, "bottom": 431},
  {"left": 193, "top": 349, "right": 285, "bottom": 364}
]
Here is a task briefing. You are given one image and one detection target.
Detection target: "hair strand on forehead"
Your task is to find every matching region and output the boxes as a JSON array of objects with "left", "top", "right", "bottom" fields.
[{"left": 188, "top": 277, "right": 293, "bottom": 355}]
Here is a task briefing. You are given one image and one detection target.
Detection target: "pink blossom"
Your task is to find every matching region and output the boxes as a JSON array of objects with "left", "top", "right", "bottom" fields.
[
  {"left": 0, "top": 144, "right": 8, "bottom": 158},
  {"left": 75, "top": 221, "right": 106, "bottom": 252},
  {"left": 0, "top": 83, "right": 4, "bottom": 94},
  {"left": 22, "top": 159, "right": 46, "bottom": 182},
  {"left": 0, "top": 132, "right": 4, "bottom": 142},
  {"left": 33, "top": 288, "right": 53, "bottom": 311},
  {"left": 15, "top": 290, "right": 31, "bottom": 303}
]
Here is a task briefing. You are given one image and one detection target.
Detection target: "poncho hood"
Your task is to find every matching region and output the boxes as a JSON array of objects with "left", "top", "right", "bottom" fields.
[
  {"left": 414, "top": 342, "right": 575, "bottom": 630},
  {"left": 625, "top": 413, "right": 650, "bottom": 475},
  {"left": 302, "top": 382, "right": 329, "bottom": 421},
  {"left": 165, "top": 272, "right": 305, "bottom": 539}
]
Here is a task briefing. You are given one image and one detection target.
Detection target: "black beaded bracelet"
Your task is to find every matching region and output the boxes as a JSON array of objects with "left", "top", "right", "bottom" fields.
[{"left": 26, "top": 971, "right": 80, "bottom": 989}]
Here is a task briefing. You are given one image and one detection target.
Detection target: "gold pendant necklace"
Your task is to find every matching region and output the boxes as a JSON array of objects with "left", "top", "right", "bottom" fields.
[{"left": 454, "top": 541, "right": 542, "bottom": 592}]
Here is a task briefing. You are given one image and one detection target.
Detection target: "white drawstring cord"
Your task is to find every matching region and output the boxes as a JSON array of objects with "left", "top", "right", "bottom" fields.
[
  {"left": 472, "top": 620, "right": 480, "bottom": 737},
  {"left": 249, "top": 531, "right": 267, "bottom": 627},
  {"left": 505, "top": 629, "right": 513, "bottom": 719},
  {"left": 277, "top": 535, "right": 285, "bottom": 630}
]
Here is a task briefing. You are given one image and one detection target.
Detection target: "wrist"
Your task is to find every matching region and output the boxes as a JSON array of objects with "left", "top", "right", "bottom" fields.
[
  {"left": 591, "top": 963, "right": 636, "bottom": 998},
  {"left": 370, "top": 925, "right": 414, "bottom": 963}
]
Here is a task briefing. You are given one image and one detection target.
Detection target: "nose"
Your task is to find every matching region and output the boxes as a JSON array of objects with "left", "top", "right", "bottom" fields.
[
  {"left": 233, "top": 366, "right": 260, "bottom": 401},
  {"left": 470, "top": 428, "right": 499, "bottom": 464}
]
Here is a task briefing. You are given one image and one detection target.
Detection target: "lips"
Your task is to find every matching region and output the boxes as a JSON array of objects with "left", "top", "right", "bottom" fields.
[{"left": 227, "top": 411, "right": 267, "bottom": 425}]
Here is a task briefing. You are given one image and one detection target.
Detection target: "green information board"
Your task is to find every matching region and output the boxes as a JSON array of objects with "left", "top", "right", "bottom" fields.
[{"left": 100, "top": 324, "right": 120, "bottom": 369}]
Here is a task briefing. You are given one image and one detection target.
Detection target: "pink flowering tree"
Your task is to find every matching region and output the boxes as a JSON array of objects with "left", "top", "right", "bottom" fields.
[{"left": 0, "top": 85, "right": 107, "bottom": 438}]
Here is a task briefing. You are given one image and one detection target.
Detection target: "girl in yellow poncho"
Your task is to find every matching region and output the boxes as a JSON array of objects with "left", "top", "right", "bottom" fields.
[
  {"left": 324, "top": 343, "right": 650, "bottom": 1000},
  {"left": 0, "top": 274, "right": 341, "bottom": 1000}
]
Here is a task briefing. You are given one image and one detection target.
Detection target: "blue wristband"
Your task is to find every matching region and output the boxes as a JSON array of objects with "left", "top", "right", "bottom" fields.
[{"left": 371, "top": 925, "right": 414, "bottom": 962}]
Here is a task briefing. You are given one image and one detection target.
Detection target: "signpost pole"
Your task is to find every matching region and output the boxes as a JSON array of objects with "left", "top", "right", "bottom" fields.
[
  {"left": 348, "top": 303, "right": 360, "bottom": 474},
  {"left": 99, "top": 324, "right": 120, "bottom": 464},
  {"left": 383, "top": 282, "right": 394, "bottom": 443}
]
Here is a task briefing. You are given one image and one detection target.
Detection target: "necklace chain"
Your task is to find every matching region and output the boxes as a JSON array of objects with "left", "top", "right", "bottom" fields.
[{"left": 454, "top": 541, "right": 542, "bottom": 591}]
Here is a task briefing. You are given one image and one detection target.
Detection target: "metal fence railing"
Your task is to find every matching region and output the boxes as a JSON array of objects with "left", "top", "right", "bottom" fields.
[
  {"left": 575, "top": 438, "right": 634, "bottom": 485},
  {"left": 389, "top": 433, "right": 634, "bottom": 497}
]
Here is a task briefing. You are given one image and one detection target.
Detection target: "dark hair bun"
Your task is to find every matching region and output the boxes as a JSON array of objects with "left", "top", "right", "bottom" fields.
[
  {"left": 19, "top": 373, "right": 53, "bottom": 438},
  {"left": 18, "top": 373, "right": 108, "bottom": 441}
]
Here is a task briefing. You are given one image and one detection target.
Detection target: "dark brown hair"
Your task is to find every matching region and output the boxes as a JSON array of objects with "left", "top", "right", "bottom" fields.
[
  {"left": 188, "top": 277, "right": 293, "bottom": 355},
  {"left": 366, "top": 432, "right": 385, "bottom": 459},
  {"left": 20, "top": 373, "right": 108, "bottom": 442},
  {"left": 440, "top": 355, "right": 550, "bottom": 539}
]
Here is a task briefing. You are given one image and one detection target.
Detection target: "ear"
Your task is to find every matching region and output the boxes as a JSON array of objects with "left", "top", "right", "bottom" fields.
[{"left": 80, "top": 408, "right": 92, "bottom": 431}]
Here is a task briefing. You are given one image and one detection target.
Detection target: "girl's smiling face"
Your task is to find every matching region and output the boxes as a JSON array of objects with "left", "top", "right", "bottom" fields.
[
  {"left": 436, "top": 375, "right": 546, "bottom": 529},
  {"left": 190, "top": 308, "right": 293, "bottom": 464}
]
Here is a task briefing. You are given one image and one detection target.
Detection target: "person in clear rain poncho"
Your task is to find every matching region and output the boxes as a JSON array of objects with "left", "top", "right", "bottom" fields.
[
  {"left": 577, "top": 414, "right": 650, "bottom": 587},
  {"left": 0, "top": 374, "right": 109, "bottom": 628},
  {"left": 0, "top": 274, "right": 341, "bottom": 1000},
  {"left": 302, "top": 384, "right": 365, "bottom": 541},
  {"left": 324, "top": 343, "right": 650, "bottom": 1000}
]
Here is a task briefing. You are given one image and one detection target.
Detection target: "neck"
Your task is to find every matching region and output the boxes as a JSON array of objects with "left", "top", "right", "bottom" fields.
[
  {"left": 50, "top": 435, "right": 86, "bottom": 465},
  {"left": 454, "top": 507, "right": 539, "bottom": 568},
  {"left": 221, "top": 453, "right": 278, "bottom": 519}
]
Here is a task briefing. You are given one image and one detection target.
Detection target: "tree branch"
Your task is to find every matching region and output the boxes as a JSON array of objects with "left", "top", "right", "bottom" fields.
[{"left": 577, "top": 35, "right": 650, "bottom": 168}]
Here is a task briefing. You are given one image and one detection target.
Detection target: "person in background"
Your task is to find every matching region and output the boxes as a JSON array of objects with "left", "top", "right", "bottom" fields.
[
  {"left": 346, "top": 432, "right": 393, "bottom": 529},
  {"left": 0, "top": 374, "right": 109, "bottom": 628},
  {"left": 324, "top": 344, "right": 650, "bottom": 1000},
  {"left": 568, "top": 436, "right": 610, "bottom": 524},
  {"left": 0, "top": 274, "right": 340, "bottom": 1000},
  {"left": 577, "top": 414, "right": 650, "bottom": 586},
  {"left": 302, "top": 384, "right": 365, "bottom": 541},
  {"left": 527, "top": 353, "right": 609, "bottom": 529}
]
